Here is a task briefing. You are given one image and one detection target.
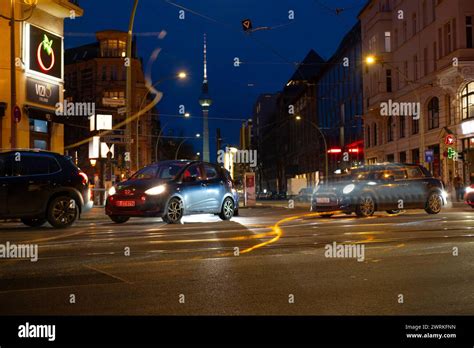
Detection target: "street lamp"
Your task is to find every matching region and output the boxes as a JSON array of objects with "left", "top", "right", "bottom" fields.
[
  {"left": 184, "top": 112, "right": 191, "bottom": 118},
  {"left": 365, "top": 55, "right": 376, "bottom": 65},
  {"left": 295, "top": 116, "right": 329, "bottom": 180},
  {"left": 90, "top": 159, "right": 97, "bottom": 167},
  {"left": 178, "top": 71, "right": 187, "bottom": 79}
]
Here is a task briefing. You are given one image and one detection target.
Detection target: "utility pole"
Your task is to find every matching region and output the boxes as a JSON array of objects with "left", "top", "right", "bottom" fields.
[
  {"left": 10, "top": 0, "right": 17, "bottom": 149},
  {"left": 126, "top": 0, "right": 139, "bottom": 172}
]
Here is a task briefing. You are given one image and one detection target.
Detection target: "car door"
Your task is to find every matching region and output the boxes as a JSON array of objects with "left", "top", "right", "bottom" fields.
[
  {"left": 203, "top": 164, "right": 226, "bottom": 213},
  {"left": 405, "top": 166, "right": 429, "bottom": 207},
  {"left": 180, "top": 163, "right": 208, "bottom": 213},
  {"left": 369, "top": 168, "right": 399, "bottom": 210},
  {"left": 7, "top": 154, "right": 54, "bottom": 216},
  {"left": 0, "top": 154, "right": 11, "bottom": 216}
]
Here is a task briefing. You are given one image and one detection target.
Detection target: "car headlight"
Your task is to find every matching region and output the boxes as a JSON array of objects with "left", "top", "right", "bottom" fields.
[
  {"left": 343, "top": 184, "right": 355, "bottom": 194},
  {"left": 441, "top": 190, "right": 448, "bottom": 200},
  {"left": 466, "top": 187, "right": 474, "bottom": 194},
  {"left": 108, "top": 186, "right": 116, "bottom": 196},
  {"left": 145, "top": 185, "right": 166, "bottom": 195}
]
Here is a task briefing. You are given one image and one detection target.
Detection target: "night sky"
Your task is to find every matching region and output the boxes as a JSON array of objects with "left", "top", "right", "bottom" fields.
[{"left": 65, "top": 0, "right": 366, "bottom": 162}]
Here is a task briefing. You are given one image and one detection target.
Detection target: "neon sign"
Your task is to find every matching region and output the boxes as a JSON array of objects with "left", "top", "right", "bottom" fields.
[
  {"left": 26, "top": 24, "right": 62, "bottom": 80},
  {"left": 37, "top": 34, "right": 55, "bottom": 72}
]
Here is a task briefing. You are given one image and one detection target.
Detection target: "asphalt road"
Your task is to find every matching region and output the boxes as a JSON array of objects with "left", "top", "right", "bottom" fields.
[{"left": 0, "top": 204, "right": 473, "bottom": 315}]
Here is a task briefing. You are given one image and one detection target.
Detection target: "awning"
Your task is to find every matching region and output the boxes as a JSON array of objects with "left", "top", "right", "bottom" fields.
[{"left": 24, "top": 104, "right": 79, "bottom": 125}]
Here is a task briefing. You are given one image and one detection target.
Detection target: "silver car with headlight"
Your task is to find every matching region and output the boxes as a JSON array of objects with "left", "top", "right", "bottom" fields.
[
  {"left": 311, "top": 163, "right": 446, "bottom": 218},
  {"left": 105, "top": 160, "right": 237, "bottom": 224}
]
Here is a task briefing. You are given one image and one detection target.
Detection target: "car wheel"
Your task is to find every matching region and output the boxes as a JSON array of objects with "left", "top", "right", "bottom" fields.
[
  {"left": 164, "top": 197, "right": 184, "bottom": 224},
  {"left": 219, "top": 197, "right": 234, "bottom": 221},
  {"left": 47, "top": 196, "right": 78, "bottom": 229},
  {"left": 425, "top": 192, "right": 442, "bottom": 214},
  {"left": 356, "top": 195, "right": 375, "bottom": 217},
  {"left": 320, "top": 214, "right": 333, "bottom": 218},
  {"left": 109, "top": 216, "right": 130, "bottom": 224},
  {"left": 386, "top": 210, "right": 401, "bottom": 214},
  {"left": 21, "top": 217, "right": 47, "bottom": 227}
]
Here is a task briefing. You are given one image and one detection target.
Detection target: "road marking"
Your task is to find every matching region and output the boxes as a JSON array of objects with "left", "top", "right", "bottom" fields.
[{"left": 83, "top": 264, "right": 133, "bottom": 284}]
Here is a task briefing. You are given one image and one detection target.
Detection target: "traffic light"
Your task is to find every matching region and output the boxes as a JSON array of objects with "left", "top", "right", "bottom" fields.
[{"left": 242, "top": 19, "right": 253, "bottom": 32}]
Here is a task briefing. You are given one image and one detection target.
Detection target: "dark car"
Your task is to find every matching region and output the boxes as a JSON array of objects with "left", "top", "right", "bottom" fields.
[
  {"left": 0, "top": 150, "right": 92, "bottom": 228},
  {"left": 465, "top": 184, "right": 474, "bottom": 208},
  {"left": 296, "top": 188, "right": 313, "bottom": 202},
  {"left": 105, "top": 160, "right": 237, "bottom": 224},
  {"left": 311, "top": 163, "right": 447, "bottom": 218}
]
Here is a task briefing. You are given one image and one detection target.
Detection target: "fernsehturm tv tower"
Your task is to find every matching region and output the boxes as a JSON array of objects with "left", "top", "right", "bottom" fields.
[{"left": 198, "top": 34, "right": 212, "bottom": 162}]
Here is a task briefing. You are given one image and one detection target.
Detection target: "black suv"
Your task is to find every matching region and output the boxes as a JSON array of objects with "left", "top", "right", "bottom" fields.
[
  {"left": 0, "top": 150, "right": 92, "bottom": 228},
  {"left": 311, "top": 163, "right": 446, "bottom": 217}
]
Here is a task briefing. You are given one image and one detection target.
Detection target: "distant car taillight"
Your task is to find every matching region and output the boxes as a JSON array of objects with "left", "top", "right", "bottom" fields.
[{"left": 78, "top": 172, "right": 88, "bottom": 185}]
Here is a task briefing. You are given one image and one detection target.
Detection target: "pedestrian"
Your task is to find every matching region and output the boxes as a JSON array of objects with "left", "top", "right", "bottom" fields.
[{"left": 453, "top": 175, "right": 463, "bottom": 202}]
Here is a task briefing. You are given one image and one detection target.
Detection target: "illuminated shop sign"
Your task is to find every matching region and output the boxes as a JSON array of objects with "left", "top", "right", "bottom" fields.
[
  {"left": 25, "top": 24, "right": 63, "bottom": 80},
  {"left": 26, "top": 77, "right": 59, "bottom": 107},
  {"left": 462, "top": 120, "right": 474, "bottom": 135}
]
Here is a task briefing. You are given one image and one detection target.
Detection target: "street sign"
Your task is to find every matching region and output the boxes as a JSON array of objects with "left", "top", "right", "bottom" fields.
[
  {"left": 241, "top": 19, "right": 253, "bottom": 32},
  {"left": 100, "top": 135, "right": 131, "bottom": 144},
  {"left": 425, "top": 149, "right": 434, "bottom": 163},
  {"left": 13, "top": 105, "right": 21, "bottom": 123},
  {"left": 444, "top": 134, "right": 455, "bottom": 145},
  {"left": 117, "top": 107, "right": 127, "bottom": 115}
]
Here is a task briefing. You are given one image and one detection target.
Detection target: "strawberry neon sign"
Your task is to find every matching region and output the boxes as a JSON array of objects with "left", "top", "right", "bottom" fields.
[{"left": 37, "top": 34, "right": 55, "bottom": 72}]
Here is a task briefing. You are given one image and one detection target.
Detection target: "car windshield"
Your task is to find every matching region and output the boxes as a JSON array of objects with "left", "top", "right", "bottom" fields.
[{"left": 129, "top": 162, "right": 188, "bottom": 180}]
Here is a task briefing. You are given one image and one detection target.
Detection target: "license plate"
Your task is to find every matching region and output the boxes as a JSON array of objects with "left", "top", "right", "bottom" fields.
[
  {"left": 316, "top": 197, "right": 330, "bottom": 204},
  {"left": 116, "top": 200, "right": 135, "bottom": 207}
]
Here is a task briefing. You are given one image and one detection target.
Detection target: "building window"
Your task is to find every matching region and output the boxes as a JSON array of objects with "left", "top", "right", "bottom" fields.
[
  {"left": 412, "top": 118, "right": 419, "bottom": 134},
  {"left": 428, "top": 97, "right": 440, "bottom": 129},
  {"left": 386, "top": 69, "right": 392, "bottom": 92},
  {"left": 387, "top": 117, "right": 394, "bottom": 142},
  {"left": 461, "top": 82, "right": 474, "bottom": 120},
  {"left": 444, "top": 22, "right": 452, "bottom": 55},
  {"left": 422, "top": 0, "right": 427, "bottom": 28},
  {"left": 403, "top": 21, "right": 408, "bottom": 42},
  {"left": 412, "top": 148, "right": 420, "bottom": 164},
  {"left": 100, "top": 39, "right": 126, "bottom": 58},
  {"left": 387, "top": 154, "right": 395, "bottom": 162},
  {"left": 399, "top": 116, "right": 406, "bottom": 138},
  {"left": 466, "top": 16, "right": 473, "bottom": 48},
  {"left": 413, "top": 55, "right": 418, "bottom": 80},
  {"left": 385, "top": 31, "right": 391, "bottom": 52},
  {"left": 412, "top": 13, "right": 417, "bottom": 36},
  {"left": 399, "top": 151, "right": 407, "bottom": 163},
  {"left": 373, "top": 123, "right": 378, "bottom": 146},
  {"left": 438, "top": 28, "right": 443, "bottom": 57},
  {"left": 423, "top": 47, "right": 429, "bottom": 76},
  {"left": 366, "top": 125, "right": 371, "bottom": 148}
]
